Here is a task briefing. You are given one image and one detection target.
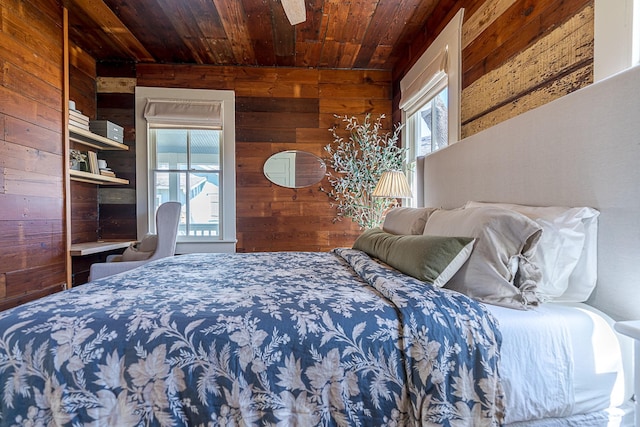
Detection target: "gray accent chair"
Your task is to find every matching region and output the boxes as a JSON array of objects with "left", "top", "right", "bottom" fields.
[{"left": 89, "top": 201, "right": 181, "bottom": 281}]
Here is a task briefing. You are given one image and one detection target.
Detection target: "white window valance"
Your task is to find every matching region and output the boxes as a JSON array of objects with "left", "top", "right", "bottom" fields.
[
  {"left": 399, "top": 47, "right": 448, "bottom": 112},
  {"left": 143, "top": 98, "right": 222, "bottom": 128}
]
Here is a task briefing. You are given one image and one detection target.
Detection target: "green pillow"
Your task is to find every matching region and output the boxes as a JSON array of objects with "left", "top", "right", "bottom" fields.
[{"left": 353, "top": 228, "right": 475, "bottom": 287}]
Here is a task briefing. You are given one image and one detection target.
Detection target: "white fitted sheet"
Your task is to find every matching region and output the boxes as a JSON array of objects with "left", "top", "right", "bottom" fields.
[{"left": 485, "top": 302, "right": 626, "bottom": 424}]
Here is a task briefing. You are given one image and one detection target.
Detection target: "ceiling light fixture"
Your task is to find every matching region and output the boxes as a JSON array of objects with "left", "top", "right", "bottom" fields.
[{"left": 281, "top": 0, "right": 306, "bottom": 25}]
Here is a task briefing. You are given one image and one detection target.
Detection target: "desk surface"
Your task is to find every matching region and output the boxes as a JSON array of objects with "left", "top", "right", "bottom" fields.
[{"left": 70, "top": 240, "right": 134, "bottom": 256}]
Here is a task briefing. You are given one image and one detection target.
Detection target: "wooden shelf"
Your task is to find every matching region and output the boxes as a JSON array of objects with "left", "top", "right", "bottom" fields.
[
  {"left": 70, "top": 169, "right": 129, "bottom": 185},
  {"left": 70, "top": 240, "right": 135, "bottom": 256},
  {"left": 69, "top": 124, "right": 128, "bottom": 151},
  {"left": 68, "top": 125, "right": 128, "bottom": 184}
]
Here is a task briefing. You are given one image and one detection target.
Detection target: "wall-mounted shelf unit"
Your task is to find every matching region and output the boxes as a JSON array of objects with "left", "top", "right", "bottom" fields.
[
  {"left": 68, "top": 124, "right": 129, "bottom": 185},
  {"left": 69, "top": 169, "right": 129, "bottom": 185},
  {"left": 70, "top": 240, "right": 135, "bottom": 256},
  {"left": 69, "top": 124, "right": 128, "bottom": 151}
]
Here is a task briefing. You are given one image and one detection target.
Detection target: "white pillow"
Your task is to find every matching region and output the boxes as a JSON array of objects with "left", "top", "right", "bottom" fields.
[
  {"left": 465, "top": 201, "right": 599, "bottom": 302},
  {"left": 556, "top": 211, "right": 598, "bottom": 302},
  {"left": 424, "top": 207, "right": 543, "bottom": 309},
  {"left": 383, "top": 207, "right": 437, "bottom": 235}
]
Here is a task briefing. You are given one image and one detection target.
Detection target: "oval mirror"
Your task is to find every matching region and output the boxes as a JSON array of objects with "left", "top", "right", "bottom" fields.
[{"left": 263, "top": 150, "right": 327, "bottom": 188}]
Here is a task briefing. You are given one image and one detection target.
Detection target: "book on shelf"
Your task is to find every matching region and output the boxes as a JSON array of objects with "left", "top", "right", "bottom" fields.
[
  {"left": 69, "top": 119, "right": 90, "bottom": 130},
  {"left": 69, "top": 109, "right": 89, "bottom": 122},
  {"left": 69, "top": 109, "right": 90, "bottom": 131},
  {"left": 100, "top": 169, "right": 116, "bottom": 177},
  {"left": 87, "top": 151, "right": 99, "bottom": 174}
]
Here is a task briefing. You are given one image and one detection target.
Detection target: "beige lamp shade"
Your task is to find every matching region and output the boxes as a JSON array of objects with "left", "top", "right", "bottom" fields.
[{"left": 372, "top": 170, "right": 413, "bottom": 198}]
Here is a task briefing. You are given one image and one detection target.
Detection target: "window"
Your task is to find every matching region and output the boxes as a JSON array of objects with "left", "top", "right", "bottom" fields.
[
  {"left": 151, "top": 128, "right": 221, "bottom": 237},
  {"left": 407, "top": 86, "right": 449, "bottom": 158},
  {"left": 594, "top": 0, "right": 640, "bottom": 81},
  {"left": 400, "top": 9, "right": 464, "bottom": 206},
  {"left": 135, "top": 87, "right": 236, "bottom": 253}
]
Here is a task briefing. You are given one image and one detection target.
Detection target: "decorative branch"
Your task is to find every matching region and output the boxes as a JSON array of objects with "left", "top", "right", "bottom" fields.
[{"left": 321, "top": 114, "right": 407, "bottom": 229}]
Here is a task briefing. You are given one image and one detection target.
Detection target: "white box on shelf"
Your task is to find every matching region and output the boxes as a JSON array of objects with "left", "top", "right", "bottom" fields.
[{"left": 90, "top": 120, "right": 124, "bottom": 143}]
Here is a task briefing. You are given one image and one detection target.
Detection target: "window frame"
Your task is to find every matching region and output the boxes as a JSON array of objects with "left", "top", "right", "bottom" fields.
[
  {"left": 400, "top": 8, "right": 463, "bottom": 147},
  {"left": 594, "top": 0, "right": 640, "bottom": 82},
  {"left": 135, "top": 87, "right": 236, "bottom": 253},
  {"left": 150, "top": 127, "right": 223, "bottom": 239},
  {"left": 404, "top": 82, "right": 448, "bottom": 207},
  {"left": 400, "top": 9, "right": 464, "bottom": 206}
]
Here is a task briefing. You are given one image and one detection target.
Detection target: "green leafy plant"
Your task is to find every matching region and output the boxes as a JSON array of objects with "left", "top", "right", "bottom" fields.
[{"left": 321, "top": 114, "right": 407, "bottom": 229}]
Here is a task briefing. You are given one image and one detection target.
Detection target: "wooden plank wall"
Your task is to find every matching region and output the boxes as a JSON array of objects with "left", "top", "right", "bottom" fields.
[
  {"left": 392, "top": 0, "right": 594, "bottom": 138},
  {"left": 136, "top": 64, "right": 393, "bottom": 252},
  {"left": 95, "top": 63, "right": 138, "bottom": 242},
  {"left": 69, "top": 57, "right": 138, "bottom": 285},
  {"left": 69, "top": 44, "right": 98, "bottom": 246},
  {"left": 0, "top": 0, "right": 66, "bottom": 310},
  {"left": 67, "top": 44, "right": 101, "bottom": 286}
]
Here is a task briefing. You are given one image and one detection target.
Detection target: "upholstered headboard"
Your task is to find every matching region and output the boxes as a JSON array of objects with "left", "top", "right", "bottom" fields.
[{"left": 421, "top": 65, "right": 640, "bottom": 322}]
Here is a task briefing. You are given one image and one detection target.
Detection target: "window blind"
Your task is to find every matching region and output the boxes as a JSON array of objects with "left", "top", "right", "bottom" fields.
[
  {"left": 143, "top": 99, "right": 222, "bottom": 128},
  {"left": 399, "top": 47, "right": 448, "bottom": 113}
]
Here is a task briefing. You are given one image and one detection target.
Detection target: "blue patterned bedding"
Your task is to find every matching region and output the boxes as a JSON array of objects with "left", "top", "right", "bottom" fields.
[{"left": 0, "top": 249, "right": 504, "bottom": 426}]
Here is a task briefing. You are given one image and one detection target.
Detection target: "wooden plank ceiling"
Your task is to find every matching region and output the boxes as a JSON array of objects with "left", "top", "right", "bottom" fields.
[{"left": 65, "top": 0, "right": 444, "bottom": 70}]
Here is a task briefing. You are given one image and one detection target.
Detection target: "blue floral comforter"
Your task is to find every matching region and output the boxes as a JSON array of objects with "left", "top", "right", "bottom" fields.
[{"left": 0, "top": 249, "right": 504, "bottom": 426}]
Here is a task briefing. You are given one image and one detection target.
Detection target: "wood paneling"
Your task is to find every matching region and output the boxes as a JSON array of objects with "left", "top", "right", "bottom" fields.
[
  {"left": 66, "top": 0, "right": 153, "bottom": 62},
  {"left": 67, "top": 44, "right": 102, "bottom": 287},
  {"left": 0, "top": 0, "right": 65, "bottom": 310},
  {"left": 70, "top": 182, "right": 98, "bottom": 243},
  {"left": 67, "top": 0, "right": 444, "bottom": 71},
  {"left": 461, "top": 4, "right": 593, "bottom": 136},
  {"left": 0, "top": 221, "right": 65, "bottom": 272},
  {"left": 69, "top": 44, "right": 98, "bottom": 247},
  {"left": 462, "top": 62, "right": 592, "bottom": 136},
  {"left": 96, "top": 62, "right": 137, "bottom": 243},
  {"left": 138, "top": 64, "right": 392, "bottom": 252},
  {"left": 69, "top": 43, "right": 97, "bottom": 117},
  {"left": 67, "top": 59, "right": 139, "bottom": 288},
  {"left": 462, "top": 0, "right": 590, "bottom": 90},
  {"left": 70, "top": 249, "right": 123, "bottom": 286},
  {"left": 392, "top": 0, "right": 593, "bottom": 138},
  {"left": 0, "top": 0, "right": 63, "bottom": 89}
]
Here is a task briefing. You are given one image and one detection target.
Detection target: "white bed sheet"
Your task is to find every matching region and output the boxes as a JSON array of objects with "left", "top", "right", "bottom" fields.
[{"left": 484, "top": 302, "right": 627, "bottom": 425}]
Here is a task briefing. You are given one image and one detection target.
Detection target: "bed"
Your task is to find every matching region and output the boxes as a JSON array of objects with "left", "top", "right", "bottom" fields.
[
  {"left": 0, "top": 248, "right": 505, "bottom": 426},
  {"left": 1, "top": 68, "right": 639, "bottom": 426},
  {"left": 370, "top": 202, "right": 631, "bottom": 426},
  {"left": 416, "top": 64, "right": 640, "bottom": 426},
  {"left": 0, "top": 227, "right": 628, "bottom": 427}
]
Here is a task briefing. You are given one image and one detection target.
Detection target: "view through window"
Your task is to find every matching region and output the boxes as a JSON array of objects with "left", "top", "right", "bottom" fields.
[
  {"left": 151, "top": 128, "right": 222, "bottom": 238},
  {"left": 409, "top": 87, "right": 448, "bottom": 157}
]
